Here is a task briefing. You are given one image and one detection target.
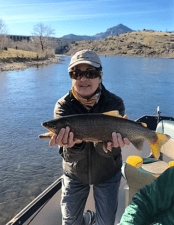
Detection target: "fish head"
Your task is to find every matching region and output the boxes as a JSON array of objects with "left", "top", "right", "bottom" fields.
[
  {"left": 42, "top": 116, "right": 72, "bottom": 135},
  {"left": 42, "top": 120, "right": 59, "bottom": 134}
]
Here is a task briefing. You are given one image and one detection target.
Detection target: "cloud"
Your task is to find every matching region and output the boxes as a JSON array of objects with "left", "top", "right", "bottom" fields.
[
  {"left": 1, "top": 0, "right": 169, "bottom": 26},
  {"left": 5, "top": 13, "right": 108, "bottom": 24},
  {"left": 0, "top": 0, "right": 102, "bottom": 8},
  {"left": 4, "top": 7, "right": 168, "bottom": 25},
  {"left": 0, "top": 1, "right": 78, "bottom": 7}
]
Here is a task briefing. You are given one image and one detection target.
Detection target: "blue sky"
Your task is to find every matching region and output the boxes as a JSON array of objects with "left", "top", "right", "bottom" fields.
[{"left": 0, "top": 0, "right": 173, "bottom": 37}]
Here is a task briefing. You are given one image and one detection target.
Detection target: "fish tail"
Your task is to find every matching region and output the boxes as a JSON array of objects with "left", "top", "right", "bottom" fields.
[{"left": 149, "top": 133, "right": 170, "bottom": 159}]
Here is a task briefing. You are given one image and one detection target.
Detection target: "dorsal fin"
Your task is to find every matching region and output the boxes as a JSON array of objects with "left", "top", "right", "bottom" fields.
[
  {"left": 141, "top": 122, "right": 147, "bottom": 127},
  {"left": 103, "top": 110, "right": 122, "bottom": 118}
]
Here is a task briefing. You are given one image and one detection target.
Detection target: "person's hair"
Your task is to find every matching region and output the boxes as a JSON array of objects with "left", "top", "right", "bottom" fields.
[
  {"left": 96, "top": 66, "right": 103, "bottom": 79},
  {"left": 96, "top": 66, "right": 102, "bottom": 71}
]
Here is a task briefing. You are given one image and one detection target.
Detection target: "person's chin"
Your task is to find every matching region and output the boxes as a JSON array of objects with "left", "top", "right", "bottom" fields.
[
  {"left": 79, "top": 88, "right": 93, "bottom": 97},
  {"left": 79, "top": 86, "right": 90, "bottom": 91}
]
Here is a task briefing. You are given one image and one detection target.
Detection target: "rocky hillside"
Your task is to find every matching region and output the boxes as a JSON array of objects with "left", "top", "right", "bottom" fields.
[{"left": 66, "top": 31, "right": 174, "bottom": 58}]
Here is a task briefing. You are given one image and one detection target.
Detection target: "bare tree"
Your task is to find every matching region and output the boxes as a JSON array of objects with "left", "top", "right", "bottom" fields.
[
  {"left": 32, "top": 23, "right": 55, "bottom": 53},
  {"left": 0, "top": 18, "right": 8, "bottom": 51}
]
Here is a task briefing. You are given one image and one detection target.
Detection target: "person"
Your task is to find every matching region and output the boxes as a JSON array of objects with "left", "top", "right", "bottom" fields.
[
  {"left": 49, "top": 50, "right": 130, "bottom": 225},
  {"left": 120, "top": 166, "right": 174, "bottom": 225}
]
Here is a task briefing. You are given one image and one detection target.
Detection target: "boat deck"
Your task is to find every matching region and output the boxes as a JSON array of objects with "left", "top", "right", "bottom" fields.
[
  {"left": 21, "top": 142, "right": 153, "bottom": 225},
  {"left": 8, "top": 140, "right": 172, "bottom": 225}
]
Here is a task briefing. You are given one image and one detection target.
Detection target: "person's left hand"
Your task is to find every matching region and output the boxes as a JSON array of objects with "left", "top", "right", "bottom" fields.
[{"left": 105, "top": 115, "right": 131, "bottom": 152}]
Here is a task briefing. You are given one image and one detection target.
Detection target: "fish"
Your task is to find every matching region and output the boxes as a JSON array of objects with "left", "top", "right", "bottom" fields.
[{"left": 39, "top": 111, "right": 174, "bottom": 159}]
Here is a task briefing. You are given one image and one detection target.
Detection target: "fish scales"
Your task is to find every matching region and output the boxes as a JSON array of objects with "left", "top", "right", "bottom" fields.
[
  {"left": 41, "top": 114, "right": 157, "bottom": 144},
  {"left": 39, "top": 113, "right": 171, "bottom": 159}
]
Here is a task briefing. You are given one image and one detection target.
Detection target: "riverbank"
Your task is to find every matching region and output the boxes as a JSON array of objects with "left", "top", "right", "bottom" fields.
[
  {"left": 67, "top": 31, "right": 174, "bottom": 59},
  {"left": 0, "top": 56, "right": 61, "bottom": 72},
  {"left": 0, "top": 48, "right": 61, "bottom": 72},
  {"left": 1, "top": 31, "right": 174, "bottom": 72}
]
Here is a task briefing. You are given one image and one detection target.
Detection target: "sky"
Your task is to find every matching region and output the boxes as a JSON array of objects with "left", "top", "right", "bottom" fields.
[{"left": 0, "top": 0, "right": 174, "bottom": 38}]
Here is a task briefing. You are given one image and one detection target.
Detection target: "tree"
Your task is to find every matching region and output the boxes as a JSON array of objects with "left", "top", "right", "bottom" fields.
[
  {"left": 32, "top": 23, "right": 55, "bottom": 52},
  {"left": 0, "top": 18, "right": 8, "bottom": 51}
]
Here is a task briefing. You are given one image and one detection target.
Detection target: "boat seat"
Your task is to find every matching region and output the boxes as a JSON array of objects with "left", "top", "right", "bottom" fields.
[
  {"left": 156, "top": 120, "right": 174, "bottom": 139},
  {"left": 122, "top": 119, "right": 174, "bottom": 206},
  {"left": 156, "top": 120, "right": 174, "bottom": 160},
  {"left": 122, "top": 156, "right": 174, "bottom": 206}
]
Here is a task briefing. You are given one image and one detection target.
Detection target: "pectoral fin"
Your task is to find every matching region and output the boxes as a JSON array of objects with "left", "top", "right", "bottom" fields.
[{"left": 131, "top": 139, "right": 144, "bottom": 151}]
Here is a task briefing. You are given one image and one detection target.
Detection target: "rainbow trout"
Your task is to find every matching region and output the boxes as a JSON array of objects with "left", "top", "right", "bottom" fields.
[{"left": 39, "top": 112, "right": 173, "bottom": 159}]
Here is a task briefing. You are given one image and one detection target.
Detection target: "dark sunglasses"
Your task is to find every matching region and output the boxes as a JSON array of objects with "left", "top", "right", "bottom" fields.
[{"left": 69, "top": 70, "right": 101, "bottom": 80}]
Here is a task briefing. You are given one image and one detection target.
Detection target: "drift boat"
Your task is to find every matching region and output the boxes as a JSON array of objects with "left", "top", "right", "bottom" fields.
[{"left": 7, "top": 107, "right": 174, "bottom": 225}]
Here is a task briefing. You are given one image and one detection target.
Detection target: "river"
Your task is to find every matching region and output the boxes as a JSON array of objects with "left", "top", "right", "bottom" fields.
[{"left": 0, "top": 56, "right": 174, "bottom": 224}]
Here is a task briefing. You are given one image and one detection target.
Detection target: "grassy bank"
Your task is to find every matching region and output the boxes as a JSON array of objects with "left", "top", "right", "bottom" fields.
[
  {"left": 0, "top": 48, "right": 60, "bottom": 71},
  {"left": 0, "top": 48, "right": 43, "bottom": 60},
  {"left": 67, "top": 31, "right": 174, "bottom": 58}
]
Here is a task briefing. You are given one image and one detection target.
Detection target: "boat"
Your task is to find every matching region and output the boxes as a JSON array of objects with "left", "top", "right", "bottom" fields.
[{"left": 7, "top": 107, "right": 174, "bottom": 225}]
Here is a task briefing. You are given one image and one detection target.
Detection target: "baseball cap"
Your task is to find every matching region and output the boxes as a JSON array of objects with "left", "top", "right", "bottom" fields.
[{"left": 68, "top": 50, "right": 102, "bottom": 71}]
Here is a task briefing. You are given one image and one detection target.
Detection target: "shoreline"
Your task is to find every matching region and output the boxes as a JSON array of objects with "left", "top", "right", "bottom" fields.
[
  {"left": 0, "top": 53, "right": 173, "bottom": 72},
  {"left": 0, "top": 55, "right": 61, "bottom": 72},
  {"left": 67, "top": 51, "right": 174, "bottom": 59}
]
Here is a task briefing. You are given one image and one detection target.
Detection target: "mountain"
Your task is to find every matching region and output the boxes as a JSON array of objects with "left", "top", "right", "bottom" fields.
[
  {"left": 93, "top": 24, "right": 134, "bottom": 39},
  {"left": 61, "top": 24, "right": 134, "bottom": 40},
  {"left": 60, "top": 34, "right": 96, "bottom": 40}
]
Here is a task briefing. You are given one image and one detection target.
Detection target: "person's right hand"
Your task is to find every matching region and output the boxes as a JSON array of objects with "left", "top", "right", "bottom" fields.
[{"left": 49, "top": 126, "right": 82, "bottom": 148}]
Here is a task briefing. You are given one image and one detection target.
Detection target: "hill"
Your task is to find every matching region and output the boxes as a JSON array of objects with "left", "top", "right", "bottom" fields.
[
  {"left": 66, "top": 31, "right": 174, "bottom": 58},
  {"left": 61, "top": 24, "right": 133, "bottom": 40}
]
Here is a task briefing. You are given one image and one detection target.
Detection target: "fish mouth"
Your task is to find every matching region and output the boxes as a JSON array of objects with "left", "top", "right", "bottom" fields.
[
  {"left": 47, "top": 127, "right": 56, "bottom": 133},
  {"left": 42, "top": 122, "right": 56, "bottom": 133}
]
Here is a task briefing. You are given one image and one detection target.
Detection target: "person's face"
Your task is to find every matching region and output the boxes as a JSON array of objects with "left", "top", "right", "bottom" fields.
[{"left": 71, "top": 64, "right": 101, "bottom": 98}]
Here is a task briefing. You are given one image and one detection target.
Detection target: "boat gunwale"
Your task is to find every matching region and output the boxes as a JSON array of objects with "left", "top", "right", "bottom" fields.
[{"left": 7, "top": 176, "right": 63, "bottom": 225}]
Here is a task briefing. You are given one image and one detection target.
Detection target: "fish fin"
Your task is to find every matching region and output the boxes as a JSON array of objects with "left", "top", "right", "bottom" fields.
[
  {"left": 136, "top": 122, "right": 147, "bottom": 127},
  {"left": 83, "top": 138, "right": 102, "bottom": 142},
  {"left": 141, "top": 122, "right": 147, "bottom": 127},
  {"left": 102, "top": 142, "right": 108, "bottom": 153},
  {"left": 149, "top": 133, "right": 170, "bottom": 160},
  {"left": 131, "top": 139, "right": 144, "bottom": 150},
  {"left": 39, "top": 132, "right": 53, "bottom": 139},
  {"left": 103, "top": 110, "right": 122, "bottom": 118}
]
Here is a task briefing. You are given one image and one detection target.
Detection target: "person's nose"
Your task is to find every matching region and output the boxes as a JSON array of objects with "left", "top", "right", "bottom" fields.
[{"left": 80, "top": 75, "right": 88, "bottom": 81}]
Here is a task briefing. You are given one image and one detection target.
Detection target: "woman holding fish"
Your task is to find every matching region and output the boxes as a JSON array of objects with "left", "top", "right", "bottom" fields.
[{"left": 49, "top": 50, "right": 130, "bottom": 225}]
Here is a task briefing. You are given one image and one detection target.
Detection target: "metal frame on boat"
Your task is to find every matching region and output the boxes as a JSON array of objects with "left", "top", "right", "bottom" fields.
[
  {"left": 136, "top": 106, "right": 174, "bottom": 130},
  {"left": 7, "top": 107, "right": 174, "bottom": 225}
]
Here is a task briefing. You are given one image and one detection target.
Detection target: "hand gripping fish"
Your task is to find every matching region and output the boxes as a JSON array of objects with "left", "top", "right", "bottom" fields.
[{"left": 39, "top": 111, "right": 174, "bottom": 160}]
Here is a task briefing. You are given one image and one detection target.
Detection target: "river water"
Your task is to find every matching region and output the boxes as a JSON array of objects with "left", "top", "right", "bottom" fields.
[{"left": 0, "top": 56, "right": 174, "bottom": 224}]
